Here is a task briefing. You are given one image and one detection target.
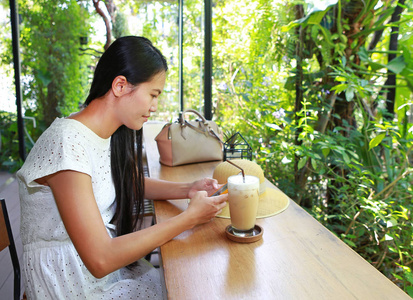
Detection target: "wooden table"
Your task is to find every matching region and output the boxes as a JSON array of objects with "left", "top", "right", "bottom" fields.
[{"left": 143, "top": 122, "right": 410, "bottom": 300}]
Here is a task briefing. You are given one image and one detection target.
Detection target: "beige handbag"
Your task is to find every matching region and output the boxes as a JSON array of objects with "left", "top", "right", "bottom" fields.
[{"left": 155, "top": 109, "right": 223, "bottom": 166}]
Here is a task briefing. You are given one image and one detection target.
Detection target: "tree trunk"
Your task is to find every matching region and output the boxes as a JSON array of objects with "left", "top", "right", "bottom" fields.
[
  {"left": 44, "top": 81, "right": 60, "bottom": 126},
  {"left": 383, "top": 0, "right": 405, "bottom": 120},
  {"left": 293, "top": 5, "right": 310, "bottom": 207},
  {"left": 93, "top": 0, "right": 113, "bottom": 50}
]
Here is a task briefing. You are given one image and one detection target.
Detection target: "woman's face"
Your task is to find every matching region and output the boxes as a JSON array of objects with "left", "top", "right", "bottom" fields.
[{"left": 117, "top": 71, "right": 166, "bottom": 130}]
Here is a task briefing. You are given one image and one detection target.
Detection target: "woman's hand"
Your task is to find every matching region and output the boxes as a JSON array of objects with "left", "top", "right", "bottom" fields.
[
  {"left": 187, "top": 178, "right": 223, "bottom": 199},
  {"left": 185, "top": 191, "right": 228, "bottom": 225},
  {"left": 145, "top": 177, "right": 224, "bottom": 200}
]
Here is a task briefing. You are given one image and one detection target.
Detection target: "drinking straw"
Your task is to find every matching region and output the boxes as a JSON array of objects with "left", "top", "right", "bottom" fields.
[{"left": 227, "top": 160, "right": 245, "bottom": 183}]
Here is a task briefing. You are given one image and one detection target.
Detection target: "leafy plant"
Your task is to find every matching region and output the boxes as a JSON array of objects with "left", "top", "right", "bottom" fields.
[{"left": 18, "top": 0, "right": 93, "bottom": 126}]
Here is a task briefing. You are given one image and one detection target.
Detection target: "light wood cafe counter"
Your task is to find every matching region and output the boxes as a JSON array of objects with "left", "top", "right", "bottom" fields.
[{"left": 143, "top": 122, "right": 410, "bottom": 300}]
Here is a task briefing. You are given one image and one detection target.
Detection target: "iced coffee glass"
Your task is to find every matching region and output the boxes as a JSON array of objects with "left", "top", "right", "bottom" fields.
[{"left": 227, "top": 174, "right": 260, "bottom": 237}]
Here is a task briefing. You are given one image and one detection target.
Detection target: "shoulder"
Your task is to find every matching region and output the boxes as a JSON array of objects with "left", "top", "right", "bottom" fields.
[
  {"left": 35, "top": 118, "right": 84, "bottom": 145},
  {"left": 38, "top": 118, "right": 110, "bottom": 150},
  {"left": 17, "top": 118, "right": 102, "bottom": 186},
  {"left": 28, "top": 119, "right": 88, "bottom": 161}
]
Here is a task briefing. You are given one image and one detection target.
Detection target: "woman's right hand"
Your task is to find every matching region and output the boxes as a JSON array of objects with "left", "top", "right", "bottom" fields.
[{"left": 185, "top": 191, "right": 228, "bottom": 226}]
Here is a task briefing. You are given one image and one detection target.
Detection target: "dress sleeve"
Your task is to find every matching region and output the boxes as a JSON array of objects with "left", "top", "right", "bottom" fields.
[{"left": 18, "top": 123, "right": 93, "bottom": 188}]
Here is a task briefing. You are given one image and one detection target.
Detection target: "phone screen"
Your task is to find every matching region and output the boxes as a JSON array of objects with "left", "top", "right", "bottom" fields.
[{"left": 212, "top": 183, "right": 227, "bottom": 196}]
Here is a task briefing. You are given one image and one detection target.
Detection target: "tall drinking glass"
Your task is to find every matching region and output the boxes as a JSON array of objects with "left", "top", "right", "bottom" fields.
[{"left": 227, "top": 174, "right": 260, "bottom": 237}]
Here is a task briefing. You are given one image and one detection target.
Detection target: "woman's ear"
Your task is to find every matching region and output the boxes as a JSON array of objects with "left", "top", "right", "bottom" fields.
[{"left": 112, "top": 76, "right": 129, "bottom": 97}]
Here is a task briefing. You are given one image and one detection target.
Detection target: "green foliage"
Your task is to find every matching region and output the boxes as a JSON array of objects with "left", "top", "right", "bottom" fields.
[
  {"left": 112, "top": 11, "right": 130, "bottom": 39},
  {"left": 212, "top": 0, "right": 297, "bottom": 192},
  {"left": 18, "top": 0, "right": 93, "bottom": 126},
  {"left": 0, "top": 109, "right": 45, "bottom": 172},
  {"left": 1, "top": 0, "right": 94, "bottom": 169},
  {"left": 311, "top": 123, "right": 413, "bottom": 293},
  {"left": 119, "top": 0, "right": 182, "bottom": 121},
  {"left": 0, "top": 111, "right": 23, "bottom": 172},
  {"left": 275, "top": 0, "right": 413, "bottom": 293},
  {"left": 211, "top": 0, "right": 413, "bottom": 293}
]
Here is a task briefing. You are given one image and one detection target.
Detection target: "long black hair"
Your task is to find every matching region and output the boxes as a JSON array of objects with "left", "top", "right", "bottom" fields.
[{"left": 84, "top": 36, "right": 168, "bottom": 237}]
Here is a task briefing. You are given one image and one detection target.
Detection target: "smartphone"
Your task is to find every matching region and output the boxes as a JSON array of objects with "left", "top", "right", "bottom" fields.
[{"left": 212, "top": 183, "right": 228, "bottom": 196}]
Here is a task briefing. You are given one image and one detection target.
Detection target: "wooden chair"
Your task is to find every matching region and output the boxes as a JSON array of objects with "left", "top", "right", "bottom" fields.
[{"left": 0, "top": 198, "right": 21, "bottom": 300}]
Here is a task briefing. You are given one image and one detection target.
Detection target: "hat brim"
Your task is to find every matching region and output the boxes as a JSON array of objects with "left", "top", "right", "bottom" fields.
[{"left": 216, "top": 187, "right": 290, "bottom": 219}]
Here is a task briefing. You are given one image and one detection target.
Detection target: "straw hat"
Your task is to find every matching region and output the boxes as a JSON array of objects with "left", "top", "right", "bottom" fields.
[{"left": 213, "top": 159, "right": 289, "bottom": 219}]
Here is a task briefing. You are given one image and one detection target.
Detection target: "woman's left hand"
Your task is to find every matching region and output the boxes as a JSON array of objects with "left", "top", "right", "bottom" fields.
[{"left": 188, "top": 178, "right": 222, "bottom": 199}]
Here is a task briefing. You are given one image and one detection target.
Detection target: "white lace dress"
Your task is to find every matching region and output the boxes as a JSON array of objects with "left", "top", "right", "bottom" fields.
[{"left": 17, "top": 118, "right": 163, "bottom": 300}]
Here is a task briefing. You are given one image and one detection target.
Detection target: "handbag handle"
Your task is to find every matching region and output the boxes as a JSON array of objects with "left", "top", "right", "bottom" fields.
[
  {"left": 178, "top": 109, "right": 223, "bottom": 143},
  {"left": 178, "top": 109, "right": 208, "bottom": 125}
]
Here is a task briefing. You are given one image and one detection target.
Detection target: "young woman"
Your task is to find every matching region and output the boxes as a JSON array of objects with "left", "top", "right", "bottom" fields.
[{"left": 17, "top": 36, "right": 228, "bottom": 299}]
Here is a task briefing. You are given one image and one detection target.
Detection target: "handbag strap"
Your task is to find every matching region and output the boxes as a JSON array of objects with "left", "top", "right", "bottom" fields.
[
  {"left": 178, "top": 109, "right": 223, "bottom": 143},
  {"left": 179, "top": 109, "right": 207, "bottom": 124}
]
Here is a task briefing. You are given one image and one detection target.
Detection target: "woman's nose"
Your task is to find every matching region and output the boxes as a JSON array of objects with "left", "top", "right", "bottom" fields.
[{"left": 150, "top": 98, "right": 158, "bottom": 112}]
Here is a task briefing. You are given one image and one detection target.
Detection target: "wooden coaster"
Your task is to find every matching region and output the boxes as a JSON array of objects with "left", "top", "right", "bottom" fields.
[{"left": 225, "top": 224, "right": 263, "bottom": 243}]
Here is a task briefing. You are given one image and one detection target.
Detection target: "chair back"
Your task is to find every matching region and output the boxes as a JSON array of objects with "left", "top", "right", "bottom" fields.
[
  {"left": 0, "top": 200, "right": 11, "bottom": 250},
  {"left": 0, "top": 199, "right": 21, "bottom": 300}
]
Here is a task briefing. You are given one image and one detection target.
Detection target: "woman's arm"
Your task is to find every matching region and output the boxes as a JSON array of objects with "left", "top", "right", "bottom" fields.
[
  {"left": 144, "top": 177, "right": 192, "bottom": 199},
  {"left": 144, "top": 177, "right": 221, "bottom": 200},
  {"left": 46, "top": 170, "right": 227, "bottom": 279}
]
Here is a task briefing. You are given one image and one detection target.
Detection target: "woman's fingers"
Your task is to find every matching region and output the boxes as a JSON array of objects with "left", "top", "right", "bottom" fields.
[
  {"left": 187, "top": 191, "right": 228, "bottom": 224},
  {"left": 213, "top": 193, "right": 228, "bottom": 208}
]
